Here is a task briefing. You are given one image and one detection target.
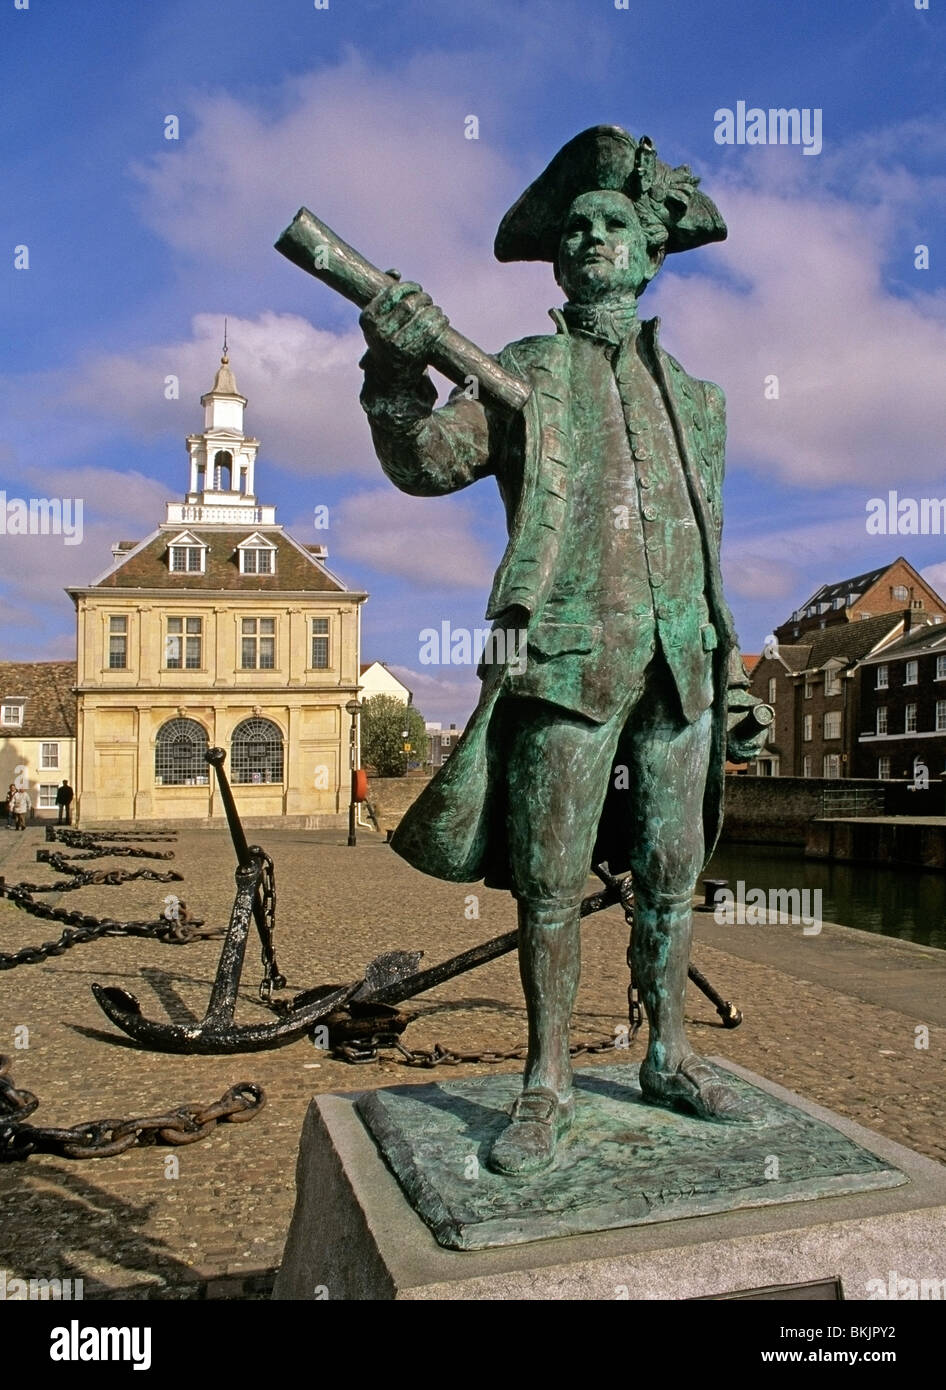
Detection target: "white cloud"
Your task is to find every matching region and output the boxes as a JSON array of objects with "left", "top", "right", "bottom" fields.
[
  {"left": 654, "top": 173, "right": 946, "bottom": 489},
  {"left": 722, "top": 512, "right": 883, "bottom": 607},
  {"left": 334, "top": 487, "right": 495, "bottom": 589},
  {"left": 385, "top": 662, "right": 480, "bottom": 727},
  {"left": 54, "top": 312, "right": 372, "bottom": 478}
]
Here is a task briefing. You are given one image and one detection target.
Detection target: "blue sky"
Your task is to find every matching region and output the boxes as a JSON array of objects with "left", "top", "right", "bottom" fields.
[{"left": 2, "top": 0, "right": 945, "bottom": 721}]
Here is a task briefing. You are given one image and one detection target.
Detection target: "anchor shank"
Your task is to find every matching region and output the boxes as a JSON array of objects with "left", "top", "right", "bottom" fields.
[
  {"left": 205, "top": 857, "right": 263, "bottom": 1024},
  {"left": 206, "top": 747, "right": 252, "bottom": 868}
]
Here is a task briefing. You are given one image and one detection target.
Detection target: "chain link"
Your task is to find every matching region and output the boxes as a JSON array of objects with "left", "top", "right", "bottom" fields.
[
  {"left": 0, "top": 1057, "right": 264, "bottom": 1161},
  {"left": 385, "top": 1034, "right": 629, "bottom": 1068},
  {"left": 0, "top": 830, "right": 222, "bottom": 968}
]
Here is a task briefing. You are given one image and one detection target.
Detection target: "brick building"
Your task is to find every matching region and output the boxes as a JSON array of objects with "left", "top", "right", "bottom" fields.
[
  {"left": 855, "top": 622, "right": 946, "bottom": 780},
  {"left": 750, "top": 613, "right": 911, "bottom": 777},
  {"left": 774, "top": 557, "right": 946, "bottom": 645}
]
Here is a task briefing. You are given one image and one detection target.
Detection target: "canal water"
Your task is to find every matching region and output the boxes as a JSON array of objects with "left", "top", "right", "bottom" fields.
[{"left": 705, "top": 841, "right": 946, "bottom": 952}]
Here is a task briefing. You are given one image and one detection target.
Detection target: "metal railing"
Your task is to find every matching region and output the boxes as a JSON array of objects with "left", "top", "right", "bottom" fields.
[{"left": 821, "top": 787, "right": 885, "bottom": 818}]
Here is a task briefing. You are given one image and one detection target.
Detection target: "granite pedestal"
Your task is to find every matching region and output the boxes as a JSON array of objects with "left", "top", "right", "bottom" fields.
[{"left": 273, "top": 1060, "right": 946, "bottom": 1300}]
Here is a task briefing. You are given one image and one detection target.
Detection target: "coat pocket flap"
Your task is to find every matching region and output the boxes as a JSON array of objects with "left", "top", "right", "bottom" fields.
[{"left": 528, "top": 621, "right": 602, "bottom": 657}]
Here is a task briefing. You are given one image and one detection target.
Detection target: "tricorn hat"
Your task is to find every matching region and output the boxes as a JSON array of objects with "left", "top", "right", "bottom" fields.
[{"left": 494, "top": 125, "right": 726, "bottom": 263}]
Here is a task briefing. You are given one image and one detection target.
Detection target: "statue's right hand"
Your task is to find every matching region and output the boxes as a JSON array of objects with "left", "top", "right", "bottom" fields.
[{"left": 359, "top": 281, "right": 449, "bottom": 371}]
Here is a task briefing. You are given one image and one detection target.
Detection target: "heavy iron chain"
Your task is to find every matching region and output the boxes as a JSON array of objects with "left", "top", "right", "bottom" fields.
[
  {"left": 384, "top": 1035, "right": 633, "bottom": 1068},
  {"left": 0, "top": 1056, "right": 264, "bottom": 1162},
  {"left": 0, "top": 831, "right": 220, "bottom": 969},
  {"left": 255, "top": 853, "right": 285, "bottom": 1002},
  {"left": 52, "top": 828, "right": 176, "bottom": 848}
]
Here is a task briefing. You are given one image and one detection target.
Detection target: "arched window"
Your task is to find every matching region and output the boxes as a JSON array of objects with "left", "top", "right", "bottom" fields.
[
  {"left": 155, "top": 718, "right": 209, "bottom": 786},
  {"left": 230, "top": 717, "right": 284, "bottom": 785},
  {"left": 213, "top": 450, "right": 232, "bottom": 490}
]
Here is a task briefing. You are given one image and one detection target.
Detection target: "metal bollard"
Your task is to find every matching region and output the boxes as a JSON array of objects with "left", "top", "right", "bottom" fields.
[{"left": 701, "top": 878, "right": 729, "bottom": 909}]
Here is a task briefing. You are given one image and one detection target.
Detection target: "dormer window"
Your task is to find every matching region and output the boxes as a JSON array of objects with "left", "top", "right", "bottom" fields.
[
  {"left": 167, "top": 531, "right": 207, "bottom": 574},
  {"left": 237, "top": 534, "right": 277, "bottom": 576},
  {"left": 1, "top": 700, "right": 24, "bottom": 727}
]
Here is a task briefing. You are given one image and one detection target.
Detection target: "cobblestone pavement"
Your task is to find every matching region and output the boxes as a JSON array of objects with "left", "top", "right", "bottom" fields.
[{"left": 0, "top": 824, "right": 943, "bottom": 1299}]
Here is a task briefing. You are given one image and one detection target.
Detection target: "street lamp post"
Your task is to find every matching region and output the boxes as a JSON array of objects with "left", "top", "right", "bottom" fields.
[{"left": 345, "top": 698, "right": 362, "bottom": 847}]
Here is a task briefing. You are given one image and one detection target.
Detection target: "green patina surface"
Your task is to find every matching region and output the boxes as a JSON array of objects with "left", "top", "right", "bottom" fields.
[
  {"left": 351, "top": 126, "right": 777, "bottom": 1166},
  {"left": 357, "top": 1064, "right": 907, "bottom": 1251}
]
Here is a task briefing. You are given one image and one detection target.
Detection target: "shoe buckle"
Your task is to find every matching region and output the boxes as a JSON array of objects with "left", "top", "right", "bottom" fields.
[{"left": 509, "top": 1089, "right": 557, "bottom": 1124}]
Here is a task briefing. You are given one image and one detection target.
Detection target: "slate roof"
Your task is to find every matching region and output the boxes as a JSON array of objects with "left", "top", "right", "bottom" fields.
[
  {"left": 858, "top": 619, "right": 946, "bottom": 665},
  {"left": 800, "top": 563, "right": 890, "bottom": 610},
  {"left": 91, "top": 528, "right": 346, "bottom": 593},
  {"left": 805, "top": 613, "right": 905, "bottom": 668},
  {"left": 0, "top": 662, "right": 76, "bottom": 737}
]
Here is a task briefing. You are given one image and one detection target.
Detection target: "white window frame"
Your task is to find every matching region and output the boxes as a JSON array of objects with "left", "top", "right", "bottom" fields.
[
  {"left": 905, "top": 703, "right": 918, "bottom": 733},
  {"left": 823, "top": 711, "right": 842, "bottom": 740},
  {"left": 767, "top": 676, "right": 777, "bottom": 704},
  {"left": 937, "top": 700, "right": 946, "bottom": 733},
  {"left": 1, "top": 702, "right": 24, "bottom": 727},
  {"left": 878, "top": 756, "right": 891, "bottom": 780},
  {"left": 310, "top": 617, "right": 330, "bottom": 670},
  {"left": 876, "top": 665, "right": 888, "bottom": 689},
  {"left": 904, "top": 660, "right": 918, "bottom": 686},
  {"left": 40, "top": 742, "right": 59, "bottom": 769},
  {"left": 240, "top": 616, "right": 277, "bottom": 670},
  {"left": 876, "top": 706, "right": 888, "bottom": 735},
  {"left": 165, "top": 616, "right": 203, "bottom": 671},
  {"left": 167, "top": 531, "right": 207, "bottom": 575},
  {"left": 108, "top": 615, "right": 128, "bottom": 670},
  {"left": 237, "top": 534, "right": 277, "bottom": 577},
  {"left": 803, "top": 714, "right": 813, "bottom": 742},
  {"left": 936, "top": 655, "right": 946, "bottom": 681},
  {"left": 823, "top": 754, "right": 841, "bottom": 778},
  {"left": 824, "top": 668, "right": 841, "bottom": 697},
  {"left": 802, "top": 755, "right": 813, "bottom": 778}
]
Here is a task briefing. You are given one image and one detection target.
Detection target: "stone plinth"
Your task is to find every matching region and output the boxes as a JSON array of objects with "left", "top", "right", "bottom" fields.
[{"left": 273, "top": 1060, "right": 946, "bottom": 1301}]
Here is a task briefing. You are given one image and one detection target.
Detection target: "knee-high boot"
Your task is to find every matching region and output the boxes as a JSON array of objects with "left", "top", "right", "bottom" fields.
[
  {"left": 517, "top": 898, "right": 582, "bottom": 1103},
  {"left": 486, "top": 899, "right": 581, "bottom": 1176}
]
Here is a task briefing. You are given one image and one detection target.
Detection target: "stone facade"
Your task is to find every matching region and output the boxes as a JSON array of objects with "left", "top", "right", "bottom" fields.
[{"left": 67, "top": 355, "right": 367, "bottom": 827}]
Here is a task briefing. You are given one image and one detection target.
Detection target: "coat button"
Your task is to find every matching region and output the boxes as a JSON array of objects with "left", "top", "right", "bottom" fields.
[
  {"left": 638, "top": 476, "right": 651, "bottom": 489},
  {"left": 650, "top": 571, "right": 664, "bottom": 588},
  {"left": 643, "top": 506, "right": 658, "bottom": 521}
]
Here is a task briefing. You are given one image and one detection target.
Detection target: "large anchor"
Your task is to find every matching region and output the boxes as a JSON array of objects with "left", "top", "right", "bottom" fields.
[{"left": 91, "top": 749, "right": 741, "bottom": 1055}]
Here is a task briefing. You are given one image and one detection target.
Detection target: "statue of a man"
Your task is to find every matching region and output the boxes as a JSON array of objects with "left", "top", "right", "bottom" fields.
[{"left": 358, "top": 126, "right": 767, "bottom": 1175}]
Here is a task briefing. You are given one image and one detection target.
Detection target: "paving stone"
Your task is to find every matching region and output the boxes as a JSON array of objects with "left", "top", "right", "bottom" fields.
[{"left": 1, "top": 824, "right": 943, "bottom": 1296}]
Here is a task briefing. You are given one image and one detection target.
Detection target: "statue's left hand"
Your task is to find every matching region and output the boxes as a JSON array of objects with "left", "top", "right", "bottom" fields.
[{"left": 725, "top": 687, "right": 773, "bottom": 764}]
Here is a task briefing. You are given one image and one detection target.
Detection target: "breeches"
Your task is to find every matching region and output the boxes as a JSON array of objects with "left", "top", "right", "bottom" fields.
[{"left": 502, "top": 652, "right": 713, "bottom": 910}]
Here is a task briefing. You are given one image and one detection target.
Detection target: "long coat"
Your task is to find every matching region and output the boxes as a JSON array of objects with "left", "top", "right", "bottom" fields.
[{"left": 363, "top": 314, "right": 740, "bottom": 890}]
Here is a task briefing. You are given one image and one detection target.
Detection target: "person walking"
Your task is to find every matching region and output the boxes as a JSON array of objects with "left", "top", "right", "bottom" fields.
[
  {"left": 6, "top": 783, "right": 16, "bottom": 830},
  {"left": 11, "top": 785, "right": 31, "bottom": 831},
  {"left": 55, "top": 779, "right": 74, "bottom": 825}
]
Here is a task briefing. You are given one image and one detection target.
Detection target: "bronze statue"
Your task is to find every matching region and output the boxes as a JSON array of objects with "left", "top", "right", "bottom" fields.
[{"left": 281, "top": 125, "right": 768, "bottom": 1175}]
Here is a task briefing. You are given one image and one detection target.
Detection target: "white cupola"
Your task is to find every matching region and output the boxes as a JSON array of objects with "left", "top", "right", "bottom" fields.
[{"left": 167, "top": 333, "right": 275, "bottom": 526}]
